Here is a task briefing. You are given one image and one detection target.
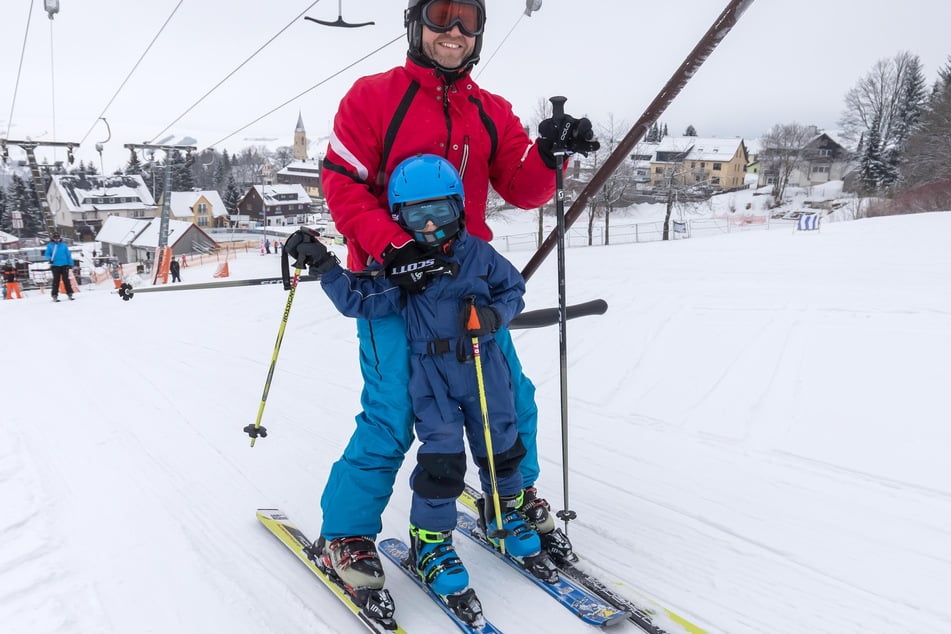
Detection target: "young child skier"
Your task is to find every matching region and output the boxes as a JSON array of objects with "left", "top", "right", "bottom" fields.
[{"left": 288, "top": 154, "right": 543, "bottom": 606}]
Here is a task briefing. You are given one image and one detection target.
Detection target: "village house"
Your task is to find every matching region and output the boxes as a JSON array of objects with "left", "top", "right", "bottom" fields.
[
  {"left": 46, "top": 173, "right": 157, "bottom": 241},
  {"left": 167, "top": 190, "right": 231, "bottom": 229},
  {"left": 649, "top": 136, "right": 749, "bottom": 191}
]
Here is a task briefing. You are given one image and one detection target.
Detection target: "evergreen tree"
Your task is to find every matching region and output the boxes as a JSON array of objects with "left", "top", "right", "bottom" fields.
[
  {"left": 0, "top": 188, "right": 8, "bottom": 234},
  {"left": 859, "top": 114, "right": 887, "bottom": 194},
  {"left": 885, "top": 55, "right": 928, "bottom": 186},
  {"left": 6, "top": 175, "right": 44, "bottom": 237},
  {"left": 126, "top": 150, "right": 143, "bottom": 175},
  {"left": 685, "top": 124, "right": 697, "bottom": 136},
  {"left": 224, "top": 173, "right": 241, "bottom": 213},
  {"left": 213, "top": 158, "right": 227, "bottom": 194},
  {"left": 645, "top": 122, "right": 659, "bottom": 142},
  {"left": 173, "top": 151, "right": 196, "bottom": 191},
  {"left": 662, "top": 123, "right": 669, "bottom": 138},
  {"left": 938, "top": 55, "right": 951, "bottom": 89}
]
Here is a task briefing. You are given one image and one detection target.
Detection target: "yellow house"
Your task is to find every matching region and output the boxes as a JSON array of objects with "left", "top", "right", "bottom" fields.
[
  {"left": 168, "top": 190, "right": 230, "bottom": 228},
  {"left": 649, "top": 137, "right": 749, "bottom": 191}
]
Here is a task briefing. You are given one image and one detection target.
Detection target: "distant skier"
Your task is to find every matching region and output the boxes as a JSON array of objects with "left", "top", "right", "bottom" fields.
[
  {"left": 2, "top": 261, "right": 22, "bottom": 299},
  {"left": 287, "top": 155, "right": 542, "bottom": 601},
  {"left": 44, "top": 233, "right": 74, "bottom": 302},
  {"left": 170, "top": 257, "right": 182, "bottom": 283}
]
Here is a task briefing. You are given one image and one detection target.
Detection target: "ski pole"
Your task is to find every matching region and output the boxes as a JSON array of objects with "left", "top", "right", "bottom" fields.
[
  {"left": 244, "top": 266, "right": 302, "bottom": 447},
  {"left": 521, "top": 0, "right": 755, "bottom": 282},
  {"left": 549, "top": 96, "right": 578, "bottom": 533},
  {"left": 465, "top": 297, "right": 509, "bottom": 554}
]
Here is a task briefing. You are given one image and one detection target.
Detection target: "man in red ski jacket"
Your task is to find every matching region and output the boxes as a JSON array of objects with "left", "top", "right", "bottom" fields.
[{"left": 295, "top": 0, "right": 599, "bottom": 605}]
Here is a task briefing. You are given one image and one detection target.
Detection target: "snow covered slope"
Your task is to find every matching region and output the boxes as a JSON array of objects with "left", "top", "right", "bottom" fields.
[{"left": 3, "top": 212, "right": 949, "bottom": 633}]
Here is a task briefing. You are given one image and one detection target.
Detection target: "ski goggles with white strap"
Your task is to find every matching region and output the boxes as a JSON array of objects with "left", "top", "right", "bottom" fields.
[{"left": 421, "top": 0, "right": 484, "bottom": 37}]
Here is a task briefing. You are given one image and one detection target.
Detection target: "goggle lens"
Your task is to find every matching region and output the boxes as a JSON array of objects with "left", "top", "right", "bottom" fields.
[
  {"left": 400, "top": 199, "right": 459, "bottom": 231},
  {"left": 422, "top": 0, "right": 484, "bottom": 37}
]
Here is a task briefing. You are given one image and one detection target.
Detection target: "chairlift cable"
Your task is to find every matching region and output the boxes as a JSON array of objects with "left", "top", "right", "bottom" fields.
[
  {"left": 473, "top": 13, "right": 524, "bottom": 81},
  {"left": 202, "top": 33, "right": 403, "bottom": 152},
  {"left": 49, "top": 18, "right": 58, "bottom": 158},
  {"left": 149, "top": 0, "right": 322, "bottom": 144},
  {"left": 6, "top": 0, "right": 37, "bottom": 139},
  {"left": 79, "top": 0, "right": 185, "bottom": 145}
]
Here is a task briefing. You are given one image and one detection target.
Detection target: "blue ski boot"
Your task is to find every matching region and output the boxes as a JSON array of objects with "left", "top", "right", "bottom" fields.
[
  {"left": 409, "top": 525, "right": 470, "bottom": 596},
  {"left": 482, "top": 491, "right": 542, "bottom": 558}
]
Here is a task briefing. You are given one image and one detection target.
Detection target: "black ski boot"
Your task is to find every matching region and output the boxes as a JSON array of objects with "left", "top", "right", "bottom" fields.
[{"left": 521, "top": 486, "right": 577, "bottom": 563}]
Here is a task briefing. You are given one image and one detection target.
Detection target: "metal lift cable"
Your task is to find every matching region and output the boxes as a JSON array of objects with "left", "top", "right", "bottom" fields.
[
  {"left": 202, "top": 33, "right": 403, "bottom": 152},
  {"left": 79, "top": 0, "right": 185, "bottom": 145},
  {"left": 5, "top": 0, "right": 36, "bottom": 138},
  {"left": 150, "top": 0, "right": 322, "bottom": 144}
]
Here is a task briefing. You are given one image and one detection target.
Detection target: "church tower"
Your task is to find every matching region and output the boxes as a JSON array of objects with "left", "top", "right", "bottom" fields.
[{"left": 293, "top": 112, "right": 307, "bottom": 161}]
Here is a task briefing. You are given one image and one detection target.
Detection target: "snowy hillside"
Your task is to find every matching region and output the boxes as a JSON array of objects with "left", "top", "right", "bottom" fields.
[{"left": 3, "top": 211, "right": 950, "bottom": 634}]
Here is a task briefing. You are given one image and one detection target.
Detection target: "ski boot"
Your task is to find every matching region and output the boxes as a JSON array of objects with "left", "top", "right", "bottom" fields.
[
  {"left": 480, "top": 491, "right": 558, "bottom": 583},
  {"left": 409, "top": 525, "right": 484, "bottom": 627},
  {"left": 309, "top": 536, "right": 395, "bottom": 628},
  {"left": 409, "top": 525, "right": 470, "bottom": 596},
  {"left": 521, "top": 486, "right": 576, "bottom": 564}
]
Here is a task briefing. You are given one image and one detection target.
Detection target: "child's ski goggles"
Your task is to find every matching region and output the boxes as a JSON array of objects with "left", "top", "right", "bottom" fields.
[{"left": 399, "top": 198, "right": 462, "bottom": 231}]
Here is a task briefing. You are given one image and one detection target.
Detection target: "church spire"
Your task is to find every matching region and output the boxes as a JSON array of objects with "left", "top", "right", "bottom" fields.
[{"left": 293, "top": 112, "right": 307, "bottom": 160}]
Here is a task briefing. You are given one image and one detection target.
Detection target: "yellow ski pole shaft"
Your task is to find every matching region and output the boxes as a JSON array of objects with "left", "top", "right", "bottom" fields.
[
  {"left": 245, "top": 267, "right": 302, "bottom": 447},
  {"left": 467, "top": 302, "right": 507, "bottom": 555}
]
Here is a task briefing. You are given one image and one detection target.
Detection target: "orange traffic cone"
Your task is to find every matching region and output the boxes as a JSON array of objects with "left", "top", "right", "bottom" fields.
[{"left": 213, "top": 262, "right": 230, "bottom": 278}]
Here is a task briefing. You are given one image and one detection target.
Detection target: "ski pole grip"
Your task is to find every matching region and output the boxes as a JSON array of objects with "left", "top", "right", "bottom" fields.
[{"left": 550, "top": 95, "right": 566, "bottom": 118}]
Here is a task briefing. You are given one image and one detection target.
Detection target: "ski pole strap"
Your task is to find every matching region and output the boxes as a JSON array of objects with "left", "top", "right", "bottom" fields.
[{"left": 280, "top": 242, "right": 292, "bottom": 291}]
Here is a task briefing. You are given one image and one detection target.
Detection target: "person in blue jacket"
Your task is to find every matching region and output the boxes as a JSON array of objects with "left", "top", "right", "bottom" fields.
[
  {"left": 44, "top": 232, "right": 75, "bottom": 302},
  {"left": 291, "top": 155, "right": 542, "bottom": 599}
]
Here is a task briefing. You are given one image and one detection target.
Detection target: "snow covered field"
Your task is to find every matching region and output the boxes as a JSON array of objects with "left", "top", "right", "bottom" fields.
[{"left": 2, "top": 210, "right": 950, "bottom": 633}]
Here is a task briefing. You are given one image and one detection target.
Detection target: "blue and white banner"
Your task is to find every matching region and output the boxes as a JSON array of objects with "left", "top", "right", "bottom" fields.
[{"left": 797, "top": 213, "right": 819, "bottom": 231}]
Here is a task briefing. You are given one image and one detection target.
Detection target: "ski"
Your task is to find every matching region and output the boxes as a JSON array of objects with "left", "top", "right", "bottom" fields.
[
  {"left": 378, "top": 538, "right": 503, "bottom": 634},
  {"left": 256, "top": 509, "right": 405, "bottom": 634},
  {"left": 454, "top": 510, "right": 628, "bottom": 628},
  {"left": 458, "top": 485, "right": 706, "bottom": 634}
]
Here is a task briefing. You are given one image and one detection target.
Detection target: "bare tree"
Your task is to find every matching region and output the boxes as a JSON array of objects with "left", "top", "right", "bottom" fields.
[
  {"left": 840, "top": 51, "right": 928, "bottom": 187},
  {"left": 565, "top": 115, "right": 635, "bottom": 246},
  {"left": 759, "top": 123, "right": 812, "bottom": 202},
  {"left": 274, "top": 146, "right": 295, "bottom": 170}
]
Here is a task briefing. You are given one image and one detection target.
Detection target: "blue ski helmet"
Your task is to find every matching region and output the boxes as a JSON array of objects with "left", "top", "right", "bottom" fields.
[
  {"left": 388, "top": 154, "right": 464, "bottom": 247},
  {"left": 405, "top": 0, "right": 485, "bottom": 72}
]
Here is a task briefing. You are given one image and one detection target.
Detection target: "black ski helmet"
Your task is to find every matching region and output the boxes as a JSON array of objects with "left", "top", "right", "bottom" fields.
[{"left": 405, "top": 0, "right": 486, "bottom": 73}]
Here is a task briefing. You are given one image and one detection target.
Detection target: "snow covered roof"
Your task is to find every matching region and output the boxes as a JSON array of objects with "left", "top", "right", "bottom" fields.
[
  {"left": 252, "top": 183, "right": 310, "bottom": 207},
  {"left": 277, "top": 159, "right": 322, "bottom": 177},
  {"left": 49, "top": 174, "right": 156, "bottom": 212},
  {"left": 95, "top": 215, "right": 216, "bottom": 249},
  {"left": 169, "top": 190, "right": 229, "bottom": 218},
  {"left": 653, "top": 136, "right": 746, "bottom": 162}
]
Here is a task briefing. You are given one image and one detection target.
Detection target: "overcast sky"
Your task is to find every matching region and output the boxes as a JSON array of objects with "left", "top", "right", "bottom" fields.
[{"left": 2, "top": 0, "right": 949, "bottom": 172}]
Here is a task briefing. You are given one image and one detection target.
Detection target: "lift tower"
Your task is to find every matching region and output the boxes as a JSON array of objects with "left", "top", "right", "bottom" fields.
[
  {"left": 1, "top": 138, "right": 79, "bottom": 238},
  {"left": 124, "top": 142, "right": 196, "bottom": 285}
]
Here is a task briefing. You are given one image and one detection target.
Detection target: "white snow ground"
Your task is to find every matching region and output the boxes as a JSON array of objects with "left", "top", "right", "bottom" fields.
[{"left": 2, "top": 210, "right": 950, "bottom": 634}]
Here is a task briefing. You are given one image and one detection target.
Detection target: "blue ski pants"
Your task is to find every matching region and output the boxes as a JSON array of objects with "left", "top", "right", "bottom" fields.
[
  {"left": 407, "top": 334, "right": 525, "bottom": 532},
  {"left": 319, "top": 312, "right": 539, "bottom": 540}
]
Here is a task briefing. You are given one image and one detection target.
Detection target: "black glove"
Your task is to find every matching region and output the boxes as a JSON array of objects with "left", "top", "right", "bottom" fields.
[
  {"left": 285, "top": 230, "right": 336, "bottom": 273},
  {"left": 382, "top": 242, "right": 443, "bottom": 294},
  {"left": 536, "top": 114, "right": 600, "bottom": 169},
  {"left": 462, "top": 304, "right": 500, "bottom": 337}
]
